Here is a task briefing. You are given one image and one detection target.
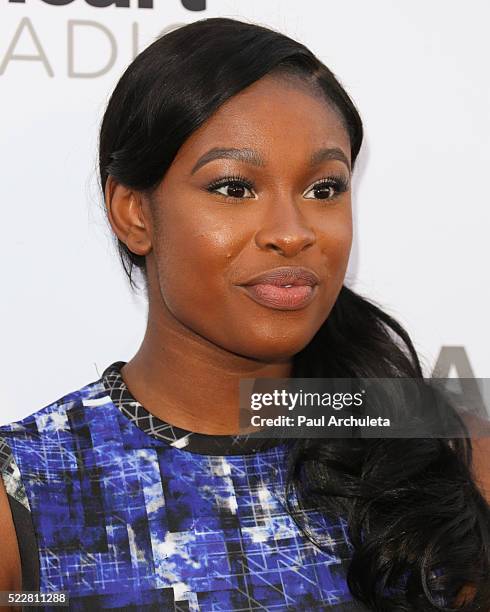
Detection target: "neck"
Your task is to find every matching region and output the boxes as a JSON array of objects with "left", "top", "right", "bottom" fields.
[{"left": 121, "top": 292, "right": 292, "bottom": 435}]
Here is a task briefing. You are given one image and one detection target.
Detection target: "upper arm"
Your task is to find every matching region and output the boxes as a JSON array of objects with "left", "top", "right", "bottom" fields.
[{"left": 0, "top": 472, "right": 22, "bottom": 593}]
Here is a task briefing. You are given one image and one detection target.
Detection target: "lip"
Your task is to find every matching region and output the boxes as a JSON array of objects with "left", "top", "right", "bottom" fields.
[{"left": 236, "top": 266, "right": 320, "bottom": 311}]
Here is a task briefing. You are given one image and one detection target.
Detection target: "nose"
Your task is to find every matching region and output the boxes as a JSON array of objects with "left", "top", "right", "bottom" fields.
[{"left": 254, "top": 198, "right": 316, "bottom": 257}]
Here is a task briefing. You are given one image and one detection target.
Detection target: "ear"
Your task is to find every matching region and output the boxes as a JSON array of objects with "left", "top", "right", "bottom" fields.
[{"left": 104, "top": 175, "right": 152, "bottom": 256}]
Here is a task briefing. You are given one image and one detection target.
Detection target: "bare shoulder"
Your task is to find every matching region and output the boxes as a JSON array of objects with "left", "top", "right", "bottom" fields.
[
  {"left": 470, "top": 435, "right": 490, "bottom": 504},
  {"left": 461, "top": 412, "right": 490, "bottom": 504},
  {"left": 0, "top": 472, "right": 22, "bottom": 593}
]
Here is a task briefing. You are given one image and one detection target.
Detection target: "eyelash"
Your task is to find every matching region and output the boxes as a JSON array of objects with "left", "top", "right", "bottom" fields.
[{"left": 205, "top": 174, "right": 350, "bottom": 201}]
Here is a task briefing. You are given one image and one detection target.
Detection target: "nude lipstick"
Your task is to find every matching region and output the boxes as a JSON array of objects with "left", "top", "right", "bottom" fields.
[{"left": 237, "top": 266, "right": 320, "bottom": 311}]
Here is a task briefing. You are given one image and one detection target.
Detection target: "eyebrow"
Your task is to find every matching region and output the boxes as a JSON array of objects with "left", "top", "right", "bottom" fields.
[
  {"left": 190, "top": 146, "right": 351, "bottom": 174},
  {"left": 310, "top": 147, "right": 351, "bottom": 173}
]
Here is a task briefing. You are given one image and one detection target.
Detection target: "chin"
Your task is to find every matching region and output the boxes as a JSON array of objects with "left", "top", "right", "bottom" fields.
[{"left": 233, "top": 333, "right": 315, "bottom": 363}]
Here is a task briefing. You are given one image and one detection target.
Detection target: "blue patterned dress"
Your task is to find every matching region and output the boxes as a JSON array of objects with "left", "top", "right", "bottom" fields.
[{"left": 0, "top": 362, "right": 364, "bottom": 611}]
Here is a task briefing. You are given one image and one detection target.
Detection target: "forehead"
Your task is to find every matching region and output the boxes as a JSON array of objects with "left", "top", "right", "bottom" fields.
[{"left": 174, "top": 74, "right": 351, "bottom": 167}]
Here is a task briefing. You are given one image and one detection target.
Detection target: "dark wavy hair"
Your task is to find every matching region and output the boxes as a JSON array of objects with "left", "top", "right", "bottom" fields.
[{"left": 98, "top": 17, "right": 490, "bottom": 611}]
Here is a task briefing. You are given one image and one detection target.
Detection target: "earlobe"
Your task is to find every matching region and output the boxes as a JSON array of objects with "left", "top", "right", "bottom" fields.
[{"left": 104, "top": 176, "right": 152, "bottom": 256}]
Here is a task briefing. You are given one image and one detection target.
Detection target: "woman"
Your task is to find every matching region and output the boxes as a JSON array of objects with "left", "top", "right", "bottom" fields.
[{"left": 1, "top": 17, "right": 489, "bottom": 611}]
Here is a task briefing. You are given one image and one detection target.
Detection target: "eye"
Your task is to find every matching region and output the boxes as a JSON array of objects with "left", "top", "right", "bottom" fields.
[
  {"left": 206, "top": 175, "right": 256, "bottom": 199},
  {"left": 303, "top": 176, "right": 350, "bottom": 200}
]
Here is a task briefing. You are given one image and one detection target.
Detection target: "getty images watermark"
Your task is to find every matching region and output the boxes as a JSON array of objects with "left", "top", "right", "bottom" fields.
[
  {"left": 248, "top": 387, "right": 390, "bottom": 428},
  {"left": 238, "top": 378, "right": 490, "bottom": 439}
]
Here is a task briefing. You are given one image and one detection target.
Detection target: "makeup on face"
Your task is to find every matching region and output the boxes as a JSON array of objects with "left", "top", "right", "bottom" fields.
[
  {"left": 235, "top": 265, "right": 320, "bottom": 311},
  {"left": 146, "top": 75, "right": 353, "bottom": 361}
]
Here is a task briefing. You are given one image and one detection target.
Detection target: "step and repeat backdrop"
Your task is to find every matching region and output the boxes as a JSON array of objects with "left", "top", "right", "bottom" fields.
[{"left": 1, "top": 0, "right": 488, "bottom": 423}]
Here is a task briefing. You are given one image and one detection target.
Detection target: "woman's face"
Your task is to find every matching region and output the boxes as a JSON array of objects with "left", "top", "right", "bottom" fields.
[{"left": 145, "top": 74, "right": 353, "bottom": 362}]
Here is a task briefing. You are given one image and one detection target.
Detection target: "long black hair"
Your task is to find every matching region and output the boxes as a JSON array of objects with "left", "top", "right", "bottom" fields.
[{"left": 98, "top": 17, "right": 490, "bottom": 610}]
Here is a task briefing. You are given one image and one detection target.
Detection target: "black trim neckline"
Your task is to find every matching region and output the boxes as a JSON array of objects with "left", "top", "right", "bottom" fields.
[{"left": 101, "top": 361, "right": 288, "bottom": 456}]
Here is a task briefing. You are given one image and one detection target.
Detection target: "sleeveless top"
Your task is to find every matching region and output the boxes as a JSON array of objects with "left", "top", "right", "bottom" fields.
[{"left": 0, "top": 361, "right": 366, "bottom": 611}]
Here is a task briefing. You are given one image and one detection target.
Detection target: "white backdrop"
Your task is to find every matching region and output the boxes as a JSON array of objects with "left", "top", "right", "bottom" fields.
[{"left": 1, "top": 0, "right": 488, "bottom": 425}]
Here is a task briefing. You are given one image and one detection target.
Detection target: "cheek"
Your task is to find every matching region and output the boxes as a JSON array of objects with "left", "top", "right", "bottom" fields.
[
  {"left": 318, "top": 210, "right": 353, "bottom": 280},
  {"left": 152, "top": 209, "right": 241, "bottom": 321}
]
